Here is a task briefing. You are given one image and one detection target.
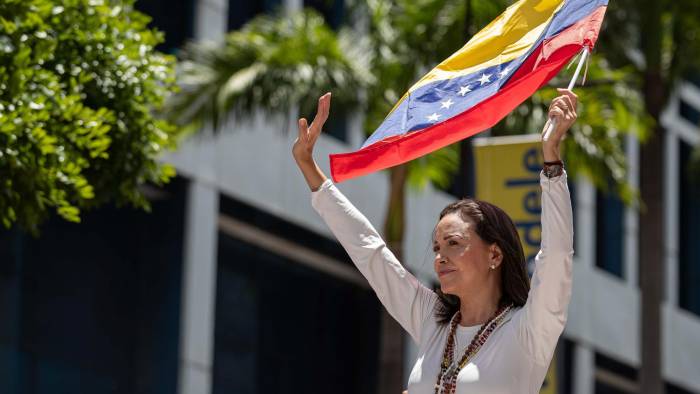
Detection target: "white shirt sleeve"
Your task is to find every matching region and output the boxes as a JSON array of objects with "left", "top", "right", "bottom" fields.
[
  {"left": 516, "top": 170, "right": 574, "bottom": 365},
  {"left": 311, "top": 179, "right": 437, "bottom": 343}
]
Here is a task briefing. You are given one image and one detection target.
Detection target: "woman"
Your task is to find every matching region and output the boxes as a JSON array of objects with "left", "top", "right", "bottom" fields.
[{"left": 292, "top": 89, "right": 576, "bottom": 394}]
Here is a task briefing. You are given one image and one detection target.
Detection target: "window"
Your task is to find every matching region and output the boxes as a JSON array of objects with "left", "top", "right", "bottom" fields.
[
  {"left": 0, "top": 178, "right": 188, "bottom": 394},
  {"left": 134, "top": 0, "right": 195, "bottom": 54},
  {"left": 324, "top": 109, "right": 349, "bottom": 143},
  {"left": 666, "top": 381, "right": 695, "bottom": 394},
  {"left": 594, "top": 352, "right": 638, "bottom": 394},
  {"left": 446, "top": 141, "right": 475, "bottom": 198},
  {"left": 228, "top": 0, "right": 282, "bottom": 31},
  {"left": 679, "top": 140, "right": 700, "bottom": 316},
  {"left": 595, "top": 182, "right": 625, "bottom": 278},
  {"left": 304, "top": 0, "right": 346, "bottom": 29},
  {"left": 213, "top": 194, "right": 380, "bottom": 394},
  {"left": 680, "top": 99, "right": 700, "bottom": 125},
  {"left": 304, "top": 0, "right": 349, "bottom": 143}
]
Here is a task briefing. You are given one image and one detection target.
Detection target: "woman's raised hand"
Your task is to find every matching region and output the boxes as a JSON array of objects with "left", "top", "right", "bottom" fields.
[
  {"left": 293, "top": 92, "right": 332, "bottom": 164},
  {"left": 541, "top": 88, "right": 578, "bottom": 162},
  {"left": 292, "top": 92, "right": 332, "bottom": 191}
]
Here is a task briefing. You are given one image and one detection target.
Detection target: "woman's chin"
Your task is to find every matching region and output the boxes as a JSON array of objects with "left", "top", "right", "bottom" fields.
[{"left": 439, "top": 282, "right": 458, "bottom": 296}]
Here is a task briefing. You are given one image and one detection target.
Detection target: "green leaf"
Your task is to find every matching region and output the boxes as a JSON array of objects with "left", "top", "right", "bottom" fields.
[{"left": 0, "top": 0, "right": 182, "bottom": 233}]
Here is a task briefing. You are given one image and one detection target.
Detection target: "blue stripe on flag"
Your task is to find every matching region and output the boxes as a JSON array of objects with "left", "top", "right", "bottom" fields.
[{"left": 361, "top": 0, "right": 608, "bottom": 149}]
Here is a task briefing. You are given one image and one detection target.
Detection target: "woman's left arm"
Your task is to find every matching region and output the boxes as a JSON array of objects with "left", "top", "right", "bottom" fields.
[{"left": 516, "top": 89, "right": 577, "bottom": 365}]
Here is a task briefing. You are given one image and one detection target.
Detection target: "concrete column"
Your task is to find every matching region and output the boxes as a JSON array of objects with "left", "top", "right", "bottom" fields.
[
  {"left": 624, "top": 133, "right": 640, "bottom": 288},
  {"left": 178, "top": 180, "right": 220, "bottom": 394},
  {"left": 195, "top": 0, "right": 228, "bottom": 41},
  {"left": 575, "top": 177, "right": 596, "bottom": 268},
  {"left": 663, "top": 130, "right": 679, "bottom": 306},
  {"left": 573, "top": 343, "right": 595, "bottom": 394},
  {"left": 286, "top": 0, "right": 303, "bottom": 13}
]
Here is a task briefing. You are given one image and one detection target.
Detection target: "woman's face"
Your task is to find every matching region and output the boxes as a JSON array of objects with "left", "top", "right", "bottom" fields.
[{"left": 433, "top": 213, "right": 495, "bottom": 296}]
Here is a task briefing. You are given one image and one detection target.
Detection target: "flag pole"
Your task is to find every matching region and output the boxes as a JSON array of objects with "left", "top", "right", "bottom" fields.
[{"left": 542, "top": 45, "right": 590, "bottom": 142}]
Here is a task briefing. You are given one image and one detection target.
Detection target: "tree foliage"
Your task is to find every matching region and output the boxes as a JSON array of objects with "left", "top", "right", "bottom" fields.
[
  {"left": 167, "top": 9, "right": 373, "bottom": 131},
  {"left": 0, "top": 0, "right": 181, "bottom": 233}
]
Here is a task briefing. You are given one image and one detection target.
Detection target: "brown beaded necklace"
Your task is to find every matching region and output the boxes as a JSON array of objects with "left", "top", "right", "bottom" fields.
[{"left": 433, "top": 303, "right": 514, "bottom": 394}]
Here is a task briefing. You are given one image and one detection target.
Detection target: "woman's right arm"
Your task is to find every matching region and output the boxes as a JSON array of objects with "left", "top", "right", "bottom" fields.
[{"left": 293, "top": 93, "right": 436, "bottom": 343}]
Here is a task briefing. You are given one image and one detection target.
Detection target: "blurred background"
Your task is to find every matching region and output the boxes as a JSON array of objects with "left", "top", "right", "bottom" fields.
[{"left": 0, "top": 0, "right": 699, "bottom": 393}]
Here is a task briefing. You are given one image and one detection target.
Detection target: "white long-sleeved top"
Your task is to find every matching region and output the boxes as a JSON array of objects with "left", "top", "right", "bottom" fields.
[{"left": 311, "top": 171, "right": 574, "bottom": 394}]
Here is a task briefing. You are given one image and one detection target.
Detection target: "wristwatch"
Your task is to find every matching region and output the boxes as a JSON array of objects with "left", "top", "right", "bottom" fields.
[{"left": 543, "top": 160, "right": 564, "bottom": 178}]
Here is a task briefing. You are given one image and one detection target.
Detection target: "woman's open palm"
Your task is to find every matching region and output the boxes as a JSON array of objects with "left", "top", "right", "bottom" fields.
[{"left": 292, "top": 92, "right": 331, "bottom": 162}]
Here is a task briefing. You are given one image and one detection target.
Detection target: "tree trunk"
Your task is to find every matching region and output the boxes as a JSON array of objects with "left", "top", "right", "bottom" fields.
[
  {"left": 639, "top": 0, "right": 666, "bottom": 391},
  {"left": 377, "top": 164, "right": 408, "bottom": 394},
  {"left": 453, "top": 0, "right": 476, "bottom": 200},
  {"left": 638, "top": 122, "right": 665, "bottom": 394}
]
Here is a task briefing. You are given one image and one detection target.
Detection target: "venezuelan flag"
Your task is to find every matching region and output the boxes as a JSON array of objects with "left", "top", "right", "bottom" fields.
[{"left": 329, "top": 0, "right": 607, "bottom": 182}]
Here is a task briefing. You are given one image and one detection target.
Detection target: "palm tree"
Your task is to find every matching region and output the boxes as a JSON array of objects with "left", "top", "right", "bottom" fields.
[{"left": 166, "top": 10, "right": 372, "bottom": 131}]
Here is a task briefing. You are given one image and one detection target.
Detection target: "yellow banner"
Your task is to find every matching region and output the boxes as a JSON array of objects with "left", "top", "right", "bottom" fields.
[
  {"left": 473, "top": 134, "right": 557, "bottom": 394},
  {"left": 474, "top": 134, "right": 543, "bottom": 270}
]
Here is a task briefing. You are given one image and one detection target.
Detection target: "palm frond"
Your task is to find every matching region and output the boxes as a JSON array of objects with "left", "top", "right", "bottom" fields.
[{"left": 165, "top": 9, "right": 373, "bottom": 131}]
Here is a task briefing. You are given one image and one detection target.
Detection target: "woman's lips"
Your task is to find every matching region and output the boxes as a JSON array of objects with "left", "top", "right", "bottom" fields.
[{"left": 438, "top": 269, "right": 457, "bottom": 277}]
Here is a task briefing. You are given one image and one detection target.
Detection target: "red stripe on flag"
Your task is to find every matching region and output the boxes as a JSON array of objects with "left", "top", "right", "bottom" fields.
[{"left": 329, "top": 6, "right": 606, "bottom": 183}]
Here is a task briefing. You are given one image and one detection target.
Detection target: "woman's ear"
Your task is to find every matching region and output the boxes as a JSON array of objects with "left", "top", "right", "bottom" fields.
[{"left": 489, "top": 243, "right": 504, "bottom": 268}]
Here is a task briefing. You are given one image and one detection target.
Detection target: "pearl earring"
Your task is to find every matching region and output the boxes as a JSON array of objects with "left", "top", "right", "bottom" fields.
[{"left": 490, "top": 264, "right": 496, "bottom": 270}]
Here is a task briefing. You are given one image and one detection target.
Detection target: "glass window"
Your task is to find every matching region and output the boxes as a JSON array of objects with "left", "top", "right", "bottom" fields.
[
  {"left": 305, "top": 0, "right": 350, "bottom": 143},
  {"left": 322, "top": 108, "right": 349, "bottom": 143},
  {"left": 134, "top": 0, "right": 196, "bottom": 54},
  {"left": 679, "top": 140, "right": 700, "bottom": 316},
  {"left": 691, "top": 76, "right": 700, "bottom": 90},
  {"left": 214, "top": 221, "right": 380, "bottom": 393},
  {"left": 666, "top": 382, "right": 693, "bottom": 394},
  {"left": 304, "top": 0, "right": 346, "bottom": 29},
  {"left": 666, "top": 381, "right": 695, "bottom": 394},
  {"left": 445, "top": 141, "right": 475, "bottom": 199},
  {"left": 0, "top": 178, "right": 188, "bottom": 394},
  {"left": 595, "top": 182, "right": 625, "bottom": 278},
  {"left": 680, "top": 99, "right": 700, "bottom": 125},
  {"left": 214, "top": 193, "right": 379, "bottom": 394},
  {"left": 228, "top": 0, "right": 282, "bottom": 31},
  {"left": 560, "top": 339, "right": 575, "bottom": 394},
  {"left": 594, "top": 352, "right": 638, "bottom": 394}
]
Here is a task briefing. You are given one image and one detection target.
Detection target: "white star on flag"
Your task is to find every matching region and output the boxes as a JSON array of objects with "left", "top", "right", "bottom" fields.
[
  {"left": 440, "top": 99, "right": 454, "bottom": 109},
  {"left": 458, "top": 85, "right": 471, "bottom": 96},
  {"left": 478, "top": 73, "right": 492, "bottom": 85},
  {"left": 427, "top": 113, "right": 441, "bottom": 122},
  {"left": 498, "top": 67, "right": 512, "bottom": 79}
]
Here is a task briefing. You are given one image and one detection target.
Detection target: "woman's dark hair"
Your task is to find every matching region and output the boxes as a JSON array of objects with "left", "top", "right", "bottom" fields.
[{"left": 434, "top": 198, "right": 530, "bottom": 324}]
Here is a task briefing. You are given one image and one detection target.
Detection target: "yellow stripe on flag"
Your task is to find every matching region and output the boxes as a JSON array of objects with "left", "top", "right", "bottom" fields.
[
  {"left": 412, "top": 0, "right": 566, "bottom": 91},
  {"left": 385, "top": 0, "right": 566, "bottom": 116}
]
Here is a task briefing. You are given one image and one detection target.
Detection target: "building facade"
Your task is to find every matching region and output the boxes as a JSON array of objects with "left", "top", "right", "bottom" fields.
[{"left": 1, "top": 0, "right": 699, "bottom": 393}]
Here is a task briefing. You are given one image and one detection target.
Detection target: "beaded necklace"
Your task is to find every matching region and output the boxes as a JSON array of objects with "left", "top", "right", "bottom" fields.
[{"left": 433, "top": 303, "right": 514, "bottom": 394}]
